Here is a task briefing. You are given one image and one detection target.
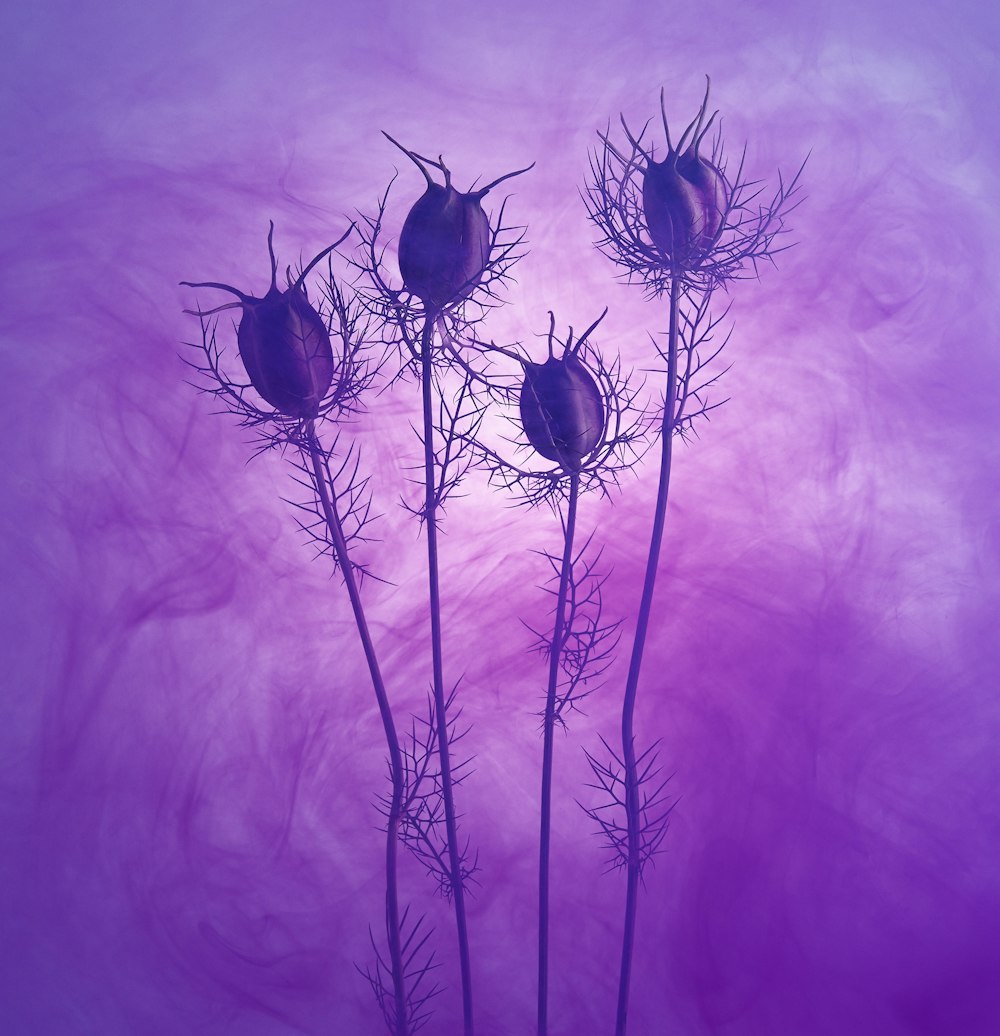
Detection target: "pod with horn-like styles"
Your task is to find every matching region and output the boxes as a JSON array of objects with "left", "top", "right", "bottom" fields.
[
  {"left": 639, "top": 81, "right": 728, "bottom": 268},
  {"left": 183, "top": 223, "right": 352, "bottom": 419},
  {"left": 384, "top": 132, "right": 533, "bottom": 312},
  {"left": 519, "top": 312, "right": 607, "bottom": 472}
]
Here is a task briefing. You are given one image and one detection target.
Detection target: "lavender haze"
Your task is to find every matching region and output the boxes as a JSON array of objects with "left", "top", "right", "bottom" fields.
[{"left": 2, "top": 1, "right": 999, "bottom": 1034}]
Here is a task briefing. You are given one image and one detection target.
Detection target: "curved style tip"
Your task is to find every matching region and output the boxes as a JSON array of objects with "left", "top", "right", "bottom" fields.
[
  {"left": 382, "top": 130, "right": 435, "bottom": 188},
  {"left": 266, "top": 221, "right": 278, "bottom": 292},
  {"left": 574, "top": 308, "right": 609, "bottom": 353},
  {"left": 180, "top": 279, "right": 249, "bottom": 303},
  {"left": 660, "top": 87, "right": 672, "bottom": 152},
  {"left": 292, "top": 223, "right": 356, "bottom": 291},
  {"left": 475, "top": 160, "right": 535, "bottom": 198}
]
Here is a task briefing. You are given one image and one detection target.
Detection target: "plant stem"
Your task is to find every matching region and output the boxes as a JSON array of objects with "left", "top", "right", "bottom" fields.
[
  {"left": 304, "top": 422, "right": 409, "bottom": 1036},
  {"left": 419, "top": 317, "right": 475, "bottom": 1036},
  {"left": 538, "top": 471, "right": 580, "bottom": 1036},
  {"left": 614, "top": 274, "right": 681, "bottom": 1036}
]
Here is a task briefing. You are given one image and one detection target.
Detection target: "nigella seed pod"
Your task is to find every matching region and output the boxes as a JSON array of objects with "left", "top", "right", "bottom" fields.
[
  {"left": 643, "top": 155, "right": 725, "bottom": 265},
  {"left": 237, "top": 284, "right": 331, "bottom": 419},
  {"left": 384, "top": 132, "right": 533, "bottom": 311},
  {"left": 400, "top": 180, "right": 490, "bottom": 310},
  {"left": 183, "top": 223, "right": 351, "bottom": 419},
  {"left": 640, "top": 83, "right": 727, "bottom": 268},
  {"left": 520, "top": 316, "right": 607, "bottom": 472}
]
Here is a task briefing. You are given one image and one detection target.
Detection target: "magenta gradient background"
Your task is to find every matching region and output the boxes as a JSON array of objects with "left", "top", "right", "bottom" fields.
[{"left": 2, "top": 1, "right": 999, "bottom": 1034}]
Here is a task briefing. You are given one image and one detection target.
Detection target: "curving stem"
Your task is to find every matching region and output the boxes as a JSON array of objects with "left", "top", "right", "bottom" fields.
[
  {"left": 615, "top": 272, "right": 681, "bottom": 1036},
  {"left": 537, "top": 471, "right": 580, "bottom": 1036},
  {"left": 419, "top": 317, "right": 475, "bottom": 1035},
  {"left": 303, "top": 421, "right": 409, "bottom": 1036}
]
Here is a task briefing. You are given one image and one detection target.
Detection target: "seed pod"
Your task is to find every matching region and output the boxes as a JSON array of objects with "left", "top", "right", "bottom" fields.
[
  {"left": 399, "top": 181, "right": 489, "bottom": 310},
  {"left": 640, "top": 84, "right": 727, "bottom": 268},
  {"left": 643, "top": 154, "right": 725, "bottom": 266},
  {"left": 384, "top": 133, "right": 533, "bottom": 312},
  {"left": 236, "top": 283, "right": 332, "bottom": 419},
  {"left": 520, "top": 319, "right": 607, "bottom": 471},
  {"left": 183, "top": 223, "right": 350, "bottom": 419}
]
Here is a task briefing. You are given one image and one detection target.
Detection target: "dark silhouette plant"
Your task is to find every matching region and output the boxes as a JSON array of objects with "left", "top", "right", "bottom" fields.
[
  {"left": 182, "top": 226, "right": 433, "bottom": 1036},
  {"left": 584, "top": 78, "right": 805, "bottom": 1035},
  {"left": 351, "top": 136, "right": 533, "bottom": 1036}
]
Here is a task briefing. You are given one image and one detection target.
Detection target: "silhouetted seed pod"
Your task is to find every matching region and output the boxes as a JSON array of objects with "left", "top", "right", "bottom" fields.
[
  {"left": 641, "top": 86, "right": 727, "bottom": 268},
  {"left": 399, "top": 184, "right": 490, "bottom": 310},
  {"left": 236, "top": 284, "right": 332, "bottom": 419},
  {"left": 384, "top": 133, "right": 533, "bottom": 312},
  {"left": 184, "top": 224, "right": 350, "bottom": 419},
  {"left": 642, "top": 158, "right": 721, "bottom": 266},
  {"left": 520, "top": 351, "right": 606, "bottom": 472}
]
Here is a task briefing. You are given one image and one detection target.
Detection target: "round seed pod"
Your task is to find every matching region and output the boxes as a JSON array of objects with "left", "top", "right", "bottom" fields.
[
  {"left": 642, "top": 149, "right": 725, "bottom": 268},
  {"left": 639, "top": 82, "right": 728, "bottom": 269},
  {"left": 184, "top": 224, "right": 349, "bottom": 419},
  {"left": 384, "top": 133, "right": 533, "bottom": 312},
  {"left": 236, "top": 283, "right": 333, "bottom": 419},
  {"left": 398, "top": 183, "right": 491, "bottom": 310},
  {"left": 520, "top": 351, "right": 606, "bottom": 472}
]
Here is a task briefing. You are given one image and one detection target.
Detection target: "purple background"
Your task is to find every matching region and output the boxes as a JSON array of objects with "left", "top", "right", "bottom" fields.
[{"left": 3, "top": 1, "right": 999, "bottom": 1033}]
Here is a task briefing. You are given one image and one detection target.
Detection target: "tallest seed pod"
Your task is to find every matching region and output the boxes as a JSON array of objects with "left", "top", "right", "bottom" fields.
[
  {"left": 639, "top": 82, "right": 728, "bottom": 270},
  {"left": 384, "top": 132, "right": 533, "bottom": 312}
]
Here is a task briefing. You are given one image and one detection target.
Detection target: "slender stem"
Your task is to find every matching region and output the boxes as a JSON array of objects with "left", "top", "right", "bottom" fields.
[
  {"left": 615, "top": 274, "right": 681, "bottom": 1036},
  {"left": 419, "top": 318, "right": 475, "bottom": 1036},
  {"left": 304, "top": 422, "right": 409, "bottom": 1036},
  {"left": 538, "top": 472, "right": 580, "bottom": 1036}
]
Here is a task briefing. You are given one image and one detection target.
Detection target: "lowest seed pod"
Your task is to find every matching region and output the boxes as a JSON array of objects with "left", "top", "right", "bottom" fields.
[
  {"left": 520, "top": 333, "right": 607, "bottom": 472},
  {"left": 384, "top": 132, "right": 533, "bottom": 312},
  {"left": 183, "top": 223, "right": 352, "bottom": 419}
]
